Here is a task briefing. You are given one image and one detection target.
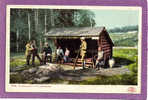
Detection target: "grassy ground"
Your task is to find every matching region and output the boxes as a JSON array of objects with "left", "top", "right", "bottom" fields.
[
  {"left": 10, "top": 53, "right": 41, "bottom": 68},
  {"left": 10, "top": 48, "right": 138, "bottom": 85},
  {"left": 110, "top": 32, "right": 138, "bottom": 47}
]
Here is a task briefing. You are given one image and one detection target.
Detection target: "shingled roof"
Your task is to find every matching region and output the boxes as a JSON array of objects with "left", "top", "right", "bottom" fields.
[{"left": 45, "top": 27, "right": 105, "bottom": 37}]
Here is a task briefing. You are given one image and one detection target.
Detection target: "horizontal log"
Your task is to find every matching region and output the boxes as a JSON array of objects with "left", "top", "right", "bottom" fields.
[
  {"left": 100, "top": 38, "right": 107, "bottom": 41},
  {"left": 76, "top": 61, "right": 93, "bottom": 64},
  {"left": 75, "top": 63, "right": 92, "bottom": 67},
  {"left": 101, "top": 41, "right": 109, "bottom": 44},
  {"left": 104, "top": 49, "right": 111, "bottom": 53},
  {"left": 104, "top": 51, "right": 111, "bottom": 54},
  {"left": 104, "top": 53, "right": 111, "bottom": 56},
  {"left": 103, "top": 48, "right": 111, "bottom": 52},
  {"left": 102, "top": 45, "right": 111, "bottom": 48}
]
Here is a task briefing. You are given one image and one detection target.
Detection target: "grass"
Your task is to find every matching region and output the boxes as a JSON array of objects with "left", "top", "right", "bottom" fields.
[
  {"left": 10, "top": 52, "right": 41, "bottom": 68},
  {"left": 10, "top": 48, "right": 138, "bottom": 85},
  {"left": 110, "top": 32, "right": 138, "bottom": 47},
  {"left": 69, "top": 74, "right": 137, "bottom": 85}
]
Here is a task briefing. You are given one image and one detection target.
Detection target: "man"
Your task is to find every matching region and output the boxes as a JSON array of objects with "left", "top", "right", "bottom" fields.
[
  {"left": 25, "top": 41, "right": 33, "bottom": 65},
  {"left": 95, "top": 47, "right": 104, "bottom": 70},
  {"left": 80, "top": 37, "right": 87, "bottom": 69},
  {"left": 42, "top": 42, "right": 52, "bottom": 64},
  {"left": 31, "top": 40, "right": 42, "bottom": 66},
  {"left": 64, "top": 47, "right": 70, "bottom": 63},
  {"left": 56, "top": 46, "right": 64, "bottom": 63}
]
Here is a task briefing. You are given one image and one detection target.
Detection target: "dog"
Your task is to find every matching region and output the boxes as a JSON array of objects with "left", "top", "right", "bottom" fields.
[{"left": 109, "top": 58, "right": 115, "bottom": 68}]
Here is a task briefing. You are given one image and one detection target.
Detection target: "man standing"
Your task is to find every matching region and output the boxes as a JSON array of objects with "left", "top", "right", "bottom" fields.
[
  {"left": 25, "top": 41, "right": 33, "bottom": 65},
  {"left": 31, "top": 40, "right": 42, "bottom": 66},
  {"left": 42, "top": 42, "right": 52, "bottom": 64},
  {"left": 80, "top": 37, "right": 87, "bottom": 69}
]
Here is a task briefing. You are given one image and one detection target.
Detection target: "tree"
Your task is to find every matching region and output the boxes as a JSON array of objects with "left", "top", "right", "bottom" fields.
[{"left": 10, "top": 9, "right": 96, "bottom": 52}]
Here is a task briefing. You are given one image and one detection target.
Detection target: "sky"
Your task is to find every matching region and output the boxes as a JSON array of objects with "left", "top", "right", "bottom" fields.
[{"left": 91, "top": 9, "right": 140, "bottom": 29}]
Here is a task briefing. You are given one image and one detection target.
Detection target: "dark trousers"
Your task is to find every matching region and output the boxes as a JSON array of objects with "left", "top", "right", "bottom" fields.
[
  {"left": 32, "top": 53, "right": 42, "bottom": 65},
  {"left": 96, "top": 60, "right": 104, "bottom": 68},
  {"left": 26, "top": 55, "right": 31, "bottom": 65},
  {"left": 43, "top": 54, "right": 52, "bottom": 64},
  {"left": 56, "top": 55, "right": 63, "bottom": 63}
]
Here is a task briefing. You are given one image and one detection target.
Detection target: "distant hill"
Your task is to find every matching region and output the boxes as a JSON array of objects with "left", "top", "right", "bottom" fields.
[
  {"left": 108, "top": 25, "right": 138, "bottom": 33},
  {"left": 109, "top": 31, "right": 138, "bottom": 47}
]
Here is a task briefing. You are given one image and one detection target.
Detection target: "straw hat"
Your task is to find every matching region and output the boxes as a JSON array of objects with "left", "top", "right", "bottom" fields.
[{"left": 80, "top": 37, "right": 85, "bottom": 40}]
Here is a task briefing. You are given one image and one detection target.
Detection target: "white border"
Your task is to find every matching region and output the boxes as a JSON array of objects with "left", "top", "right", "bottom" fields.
[{"left": 6, "top": 5, "right": 142, "bottom": 94}]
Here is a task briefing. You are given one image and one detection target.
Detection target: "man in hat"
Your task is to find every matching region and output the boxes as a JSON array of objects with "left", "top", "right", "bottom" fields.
[
  {"left": 31, "top": 40, "right": 42, "bottom": 66},
  {"left": 25, "top": 41, "right": 33, "bottom": 65},
  {"left": 42, "top": 42, "right": 52, "bottom": 64},
  {"left": 80, "top": 37, "right": 87, "bottom": 69}
]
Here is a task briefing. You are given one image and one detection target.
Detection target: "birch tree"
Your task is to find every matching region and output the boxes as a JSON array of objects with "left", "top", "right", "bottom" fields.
[
  {"left": 44, "top": 10, "right": 47, "bottom": 42},
  {"left": 28, "top": 11, "right": 31, "bottom": 41}
]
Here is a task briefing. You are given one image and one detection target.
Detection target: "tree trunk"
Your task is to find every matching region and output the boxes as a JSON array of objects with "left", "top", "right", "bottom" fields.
[
  {"left": 39, "top": 39, "right": 43, "bottom": 53},
  {"left": 34, "top": 10, "right": 36, "bottom": 32},
  {"left": 50, "top": 9, "right": 54, "bottom": 27},
  {"left": 44, "top": 11, "right": 47, "bottom": 42},
  {"left": 34, "top": 9, "right": 38, "bottom": 33},
  {"left": 36, "top": 9, "right": 38, "bottom": 30},
  {"left": 28, "top": 12, "right": 31, "bottom": 40},
  {"left": 16, "top": 29, "right": 19, "bottom": 52}
]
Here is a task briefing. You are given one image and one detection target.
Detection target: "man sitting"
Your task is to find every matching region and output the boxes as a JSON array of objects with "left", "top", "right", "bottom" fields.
[
  {"left": 63, "top": 47, "right": 70, "bottom": 63},
  {"left": 95, "top": 47, "right": 104, "bottom": 70},
  {"left": 56, "top": 46, "right": 64, "bottom": 63},
  {"left": 42, "top": 42, "right": 52, "bottom": 64}
]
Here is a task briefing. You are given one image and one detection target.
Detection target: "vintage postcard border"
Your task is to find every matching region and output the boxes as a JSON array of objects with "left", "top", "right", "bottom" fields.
[
  {"left": 6, "top": 5, "right": 142, "bottom": 94},
  {"left": 0, "top": 0, "right": 147, "bottom": 99}
]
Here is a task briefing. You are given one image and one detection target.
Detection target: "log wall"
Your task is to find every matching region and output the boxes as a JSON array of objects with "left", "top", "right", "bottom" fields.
[{"left": 98, "top": 32, "right": 113, "bottom": 61}]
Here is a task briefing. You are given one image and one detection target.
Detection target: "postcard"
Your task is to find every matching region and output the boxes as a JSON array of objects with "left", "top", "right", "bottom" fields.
[{"left": 0, "top": 0, "right": 147, "bottom": 99}]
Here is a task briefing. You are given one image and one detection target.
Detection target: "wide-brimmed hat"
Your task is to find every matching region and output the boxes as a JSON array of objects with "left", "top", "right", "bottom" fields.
[{"left": 80, "top": 37, "right": 85, "bottom": 40}]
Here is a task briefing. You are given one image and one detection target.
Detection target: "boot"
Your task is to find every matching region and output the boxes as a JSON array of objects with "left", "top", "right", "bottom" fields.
[
  {"left": 32, "top": 62, "right": 35, "bottom": 66},
  {"left": 27, "top": 60, "right": 30, "bottom": 65},
  {"left": 82, "top": 61, "right": 86, "bottom": 69}
]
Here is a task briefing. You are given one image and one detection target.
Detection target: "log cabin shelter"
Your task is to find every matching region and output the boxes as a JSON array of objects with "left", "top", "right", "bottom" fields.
[{"left": 44, "top": 27, "right": 114, "bottom": 67}]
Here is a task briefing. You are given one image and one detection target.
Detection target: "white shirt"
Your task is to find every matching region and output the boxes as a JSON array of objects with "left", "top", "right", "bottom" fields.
[
  {"left": 65, "top": 50, "right": 70, "bottom": 56},
  {"left": 97, "top": 51, "right": 104, "bottom": 60},
  {"left": 57, "top": 48, "right": 64, "bottom": 56}
]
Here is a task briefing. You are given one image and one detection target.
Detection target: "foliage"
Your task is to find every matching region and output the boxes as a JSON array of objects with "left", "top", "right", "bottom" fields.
[{"left": 10, "top": 9, "right": 96, "bottom": 52}]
